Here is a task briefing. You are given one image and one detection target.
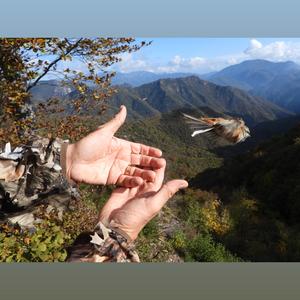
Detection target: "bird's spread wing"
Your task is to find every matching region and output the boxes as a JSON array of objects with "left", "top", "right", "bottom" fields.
[
  {"left": 199, "top": 117, "right": 226, "bottom": 126},
  {"left": 183, "top": 113, "right": 250, "bottom": 143},
  {"left": 183, "top": 113, "right": 231, "bottom": 138}
]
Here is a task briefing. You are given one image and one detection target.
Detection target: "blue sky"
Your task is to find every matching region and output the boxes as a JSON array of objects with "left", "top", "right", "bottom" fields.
[
  {"left": 111, "top": 38, "right": 300, "bottom": 74},
  {"left": 133, "top": 38, "right": 300, "bottom": 59},
  {"left": 45, "top": 38, "right": 300, "bottom": 79}
]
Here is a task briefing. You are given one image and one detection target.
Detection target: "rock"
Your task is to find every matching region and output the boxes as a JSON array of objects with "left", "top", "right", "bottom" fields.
[
  {"left": 0, "top": 136, "right": 78, "bottom": 228},
  {"left": 161, "top": 218, "right": 181, "bottom": 238},
  {"left": 167, "top": 254, "right": 184, "bottom": 263},
  {"left": 8, "top": 212, "right": 40, "bottom": 229}
]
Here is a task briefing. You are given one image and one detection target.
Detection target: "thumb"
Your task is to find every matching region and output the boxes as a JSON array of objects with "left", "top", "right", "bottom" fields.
[
  {"left": 101, "top": 105, "right": 127, "bottom": 134},
  {"left": 150, "top": 179, "right": 188, "bottom": 213}
]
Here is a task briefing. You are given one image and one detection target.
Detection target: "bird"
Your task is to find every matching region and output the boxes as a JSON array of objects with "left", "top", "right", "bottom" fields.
[{"left": 182, "top": 113, "right": 250, "bottom": 144}]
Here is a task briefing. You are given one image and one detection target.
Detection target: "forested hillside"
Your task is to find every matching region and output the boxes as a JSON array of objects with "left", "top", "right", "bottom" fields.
[
  {"left": 30, "top": 76, "right": 292, "bottom": 125},
  {"left": 107, "top": 111, "right": 295, "bottom": 261},
  {"left": 190, "top": 123, "right": 300, "bottom": 261},
  {"left": 114, "top": 113, "right": 300, "bottom": 261}
]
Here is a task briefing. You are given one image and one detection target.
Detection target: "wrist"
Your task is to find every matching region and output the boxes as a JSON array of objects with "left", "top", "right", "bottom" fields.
[
  {"left": 99, "top": 216, "right": 139, "bottom": 242},
  {"left": 108, "top": 220, "right": 135, "bottom": 243},
  {"left": 65, "top": 143, "right": 74, "bottom": 180},
  {"left": 60, "top": 142, "right": 76, "bottom": 185}
]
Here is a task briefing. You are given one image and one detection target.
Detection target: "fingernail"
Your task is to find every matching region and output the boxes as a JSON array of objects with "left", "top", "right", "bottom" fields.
[{"left": 180, "top": 181, "right": 188, "bottom": 188}]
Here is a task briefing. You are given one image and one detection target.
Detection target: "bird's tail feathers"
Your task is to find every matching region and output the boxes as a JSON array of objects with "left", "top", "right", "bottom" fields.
[
  {"left": 182, "top": 113, "right": 215, "bottom": 137},
  {"left": 182, "top": 113, "right": 209, "bottom": 125}
]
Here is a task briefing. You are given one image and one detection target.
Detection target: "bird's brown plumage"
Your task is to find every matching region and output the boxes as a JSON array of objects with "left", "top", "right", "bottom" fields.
[{"left": 182, "top": 113, "right": 250, "bottom": 144}]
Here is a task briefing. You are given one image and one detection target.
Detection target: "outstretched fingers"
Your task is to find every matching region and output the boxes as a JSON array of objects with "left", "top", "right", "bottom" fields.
[
  {"left": 124, "top": 166, "right": 156, "bottom": 182},
  {"left": 116, "top": 165, "right": 158, "bottom": 187},
  {"left": 117, "top": 175, "right": 144, "bottom": 188},
  {"left": 130, "top": 154, "right": 165, "bottom": 169},
  {"left": 130, "top": 142, "right": 162, "bottom": 158}
]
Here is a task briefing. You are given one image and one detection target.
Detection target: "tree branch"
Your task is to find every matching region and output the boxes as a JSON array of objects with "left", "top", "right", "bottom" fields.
[{"left": 26, "top": 38, "right": 83, "bottom": 92}]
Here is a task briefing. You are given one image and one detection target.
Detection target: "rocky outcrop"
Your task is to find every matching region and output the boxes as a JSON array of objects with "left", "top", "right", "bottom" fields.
[{"left": 0, "top": 136, "right": 79, "bottom": 228}]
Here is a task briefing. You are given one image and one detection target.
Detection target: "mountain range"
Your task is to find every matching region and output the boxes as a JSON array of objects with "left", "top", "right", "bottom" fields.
[
  {"left": 108, "top": 76, "right": 291, "bottom": 125},
  {"left": 110, "top": 71, "right": 195, "bottom": 87},
  {"left": 29, "top": 72, "right": 196, "bottom": 102},
  {"left": 30, "top": 74, "right": 292, "bottom": 127},
  {"left": 29, "top": 80, "right": 73, "bottom": 103},
  {"left": 206, "top": 59, "right": 300, "bottom": 113},
  {"left": 109, "top": 60, "right": 300, "bottom": 115},
  {"left": 30, "top": 59, "right": 300, "bottom": 117}
]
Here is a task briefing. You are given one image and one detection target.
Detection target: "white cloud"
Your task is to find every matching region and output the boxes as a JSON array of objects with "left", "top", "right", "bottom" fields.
[
  {"left": 156, "top": 55, "right": 207, "bottom": 73},
  {"left": 87, "top": 39, "right": 300, "bottom": 75},
  {"left": 115, "top": 53, "right": 151, "bottom": 72},
  {"left": 172, "top": 55, "right": 182, "bottom": 65},
  {"left": 115, "top": 52, "right": 240, "bottom": 74},
  {"left": 245, "top": 39, "right": 263, "bottom": 53},
  {"left": 244, "top": 39, "right": 300, "bottom": 61}
]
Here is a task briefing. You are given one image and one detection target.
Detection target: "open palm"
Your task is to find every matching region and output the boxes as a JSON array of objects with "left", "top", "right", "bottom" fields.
[
  {"left": 66, "top": 106, "right": 164, "bottom": 187},
  {"left": 99, "top": 160, "right": 188, "bottom": 241}
]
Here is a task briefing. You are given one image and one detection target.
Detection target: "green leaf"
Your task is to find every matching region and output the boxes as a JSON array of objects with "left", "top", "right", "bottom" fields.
[{"left": 38, "top": 243, "right": 47, "bottom": 252}]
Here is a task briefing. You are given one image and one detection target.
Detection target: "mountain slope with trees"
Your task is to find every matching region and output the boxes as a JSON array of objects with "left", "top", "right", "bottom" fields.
[
  {"left": 190, "top": 122, "right": 300, "bottom": 261},
  {"left": 133, "top": 76, "right": 291, "bottom": 124},
  {"left": 207, "top": 59, "right": 300, "bottom": 113},
  {"left": 94, "top": 76, "right": 291, "bottom": 125}
]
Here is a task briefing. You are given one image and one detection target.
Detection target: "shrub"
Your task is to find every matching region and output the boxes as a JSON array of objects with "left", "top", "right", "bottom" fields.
[
  {"left": 170, "top": 229, "right": 241, "bottom": 262},
  {"left": 0, "top": 221, "right": 71, "bottom": 262},
  {"left": 141, "top": 218, "right": 159, "bottom": 239},
  {"left": 187, "top": 234, "right": 241, "bottom": 262}
]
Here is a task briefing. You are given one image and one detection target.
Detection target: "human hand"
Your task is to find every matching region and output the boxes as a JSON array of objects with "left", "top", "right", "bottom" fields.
[
  {"left": 98, "top": 160, "right": 188, "bottom": 241},
  {"left": 65, "top": 106, "right": 164, "bottom": 187}
]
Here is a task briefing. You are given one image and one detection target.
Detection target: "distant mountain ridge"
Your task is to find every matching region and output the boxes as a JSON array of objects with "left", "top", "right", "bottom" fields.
[
  {"left": 30, "top": 59, "right": 300, "bottom": 115},
  {"left": 207, "top": 59, "right": 300, "bottom": 113},
  {"left": 110, "top": 71, "right": 196, "bottom": 87},
  {"left": 30, "top": 75, "right": 292, "bottom": 125},
  {"left": 108, "top": 76, "right": 291, "bottom": 125},
  {"left": 29, "top": 80, "right": 73, "bottom": 102},
  {"left": 208, "top": 59, "right": 300, "bottom": 90},
  {"left": 29, "top": 71, "right": 197, "bottom": 101}
]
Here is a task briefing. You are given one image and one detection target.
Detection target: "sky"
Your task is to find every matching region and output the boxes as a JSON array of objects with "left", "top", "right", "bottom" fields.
[
  {"left": 111, "top": 38, "right": 300, "bottom": 74},
  {"left": 44, "top": 38, "right": 300, "bottom": 79}
]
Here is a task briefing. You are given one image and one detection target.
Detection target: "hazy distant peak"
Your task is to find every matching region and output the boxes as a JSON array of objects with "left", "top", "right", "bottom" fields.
[{"left": 207, "top": 59, "right": 300, "bottom": 113}]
